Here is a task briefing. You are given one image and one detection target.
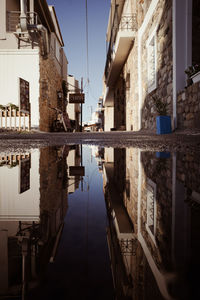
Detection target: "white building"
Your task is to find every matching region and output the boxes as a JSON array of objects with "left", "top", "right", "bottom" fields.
[
  {"left": 67, "top": 75, "right": 81, "bottom": 132},
  {"left": 0, "top": 0, "right": 68, "bottom": 131}
]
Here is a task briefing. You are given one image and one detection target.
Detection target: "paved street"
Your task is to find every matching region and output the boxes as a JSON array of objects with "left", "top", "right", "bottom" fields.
[{"left": 0, "top": 129, "right": 200, "bottom": 152}]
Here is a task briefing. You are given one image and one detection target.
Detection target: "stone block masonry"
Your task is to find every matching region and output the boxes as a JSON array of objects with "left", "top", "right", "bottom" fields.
[
  {"left": 177, "top": 81, "right": 200, "bottom": 129},
  {"left": 39, "top": 55, "right": 63, "bottom": 132},
  {"left": 141, "top": 0, "right": 173, "bottom": 131}
]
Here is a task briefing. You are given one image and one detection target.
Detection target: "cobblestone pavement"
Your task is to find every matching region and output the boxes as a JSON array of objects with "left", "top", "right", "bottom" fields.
[{"left": 0, "top": 129, "right": 200, "bottom": 152}]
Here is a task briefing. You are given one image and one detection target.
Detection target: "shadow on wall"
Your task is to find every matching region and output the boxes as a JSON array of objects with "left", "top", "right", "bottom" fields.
[{"left": 114, "top": 76, "right": 127, "bottom": 131}]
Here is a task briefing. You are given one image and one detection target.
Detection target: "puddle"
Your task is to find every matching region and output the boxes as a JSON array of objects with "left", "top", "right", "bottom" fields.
[{"left": 0, "top": 145, "right": 200, "bottom": 300}]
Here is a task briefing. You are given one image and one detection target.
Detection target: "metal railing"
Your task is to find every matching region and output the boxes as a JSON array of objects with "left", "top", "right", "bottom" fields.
[
  {"left": 105, "top": 13, "right": 137, "bottom": 80},
  {"left": 6, "top": 11, "right": 41, "bottom": 32},
  {"left": 119, "top": 14, "right": 137, "bottom": 31}
]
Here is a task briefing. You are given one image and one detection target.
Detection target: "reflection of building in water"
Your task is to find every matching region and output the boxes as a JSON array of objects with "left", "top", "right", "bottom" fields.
[
  {"left": 102, "top": 148, "right": 200, "bottom": 299},
  {"left": 90, "top": 145, "right": 104, "bottom": 172},
  {"left": 67, "top": 145, "right": 82, "bottom": 194},
  {"left": 0, "top": 151, "right": 40, "bottom": 298},
  {"left": 103, "top": 148, "right": 136, "bottom": 299},
  {"left": 0, "top": 152, "right": 32, "bottom": 194},
  {"left": 0, "top": 146, "right": 69, "bottom": 299}
]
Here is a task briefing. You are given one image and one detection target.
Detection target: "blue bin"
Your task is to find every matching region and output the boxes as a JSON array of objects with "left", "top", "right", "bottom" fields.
[
  {"left": 156, "top": 116, "right": 172, "bottom": 134},
  {"left": 156, "top": 152, "right": 171, "bottom": 158}
]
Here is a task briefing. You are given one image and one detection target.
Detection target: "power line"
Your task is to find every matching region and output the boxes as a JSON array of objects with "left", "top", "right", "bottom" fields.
[{"left": 85, "top": 0, "right": 89, "bottom": 86}]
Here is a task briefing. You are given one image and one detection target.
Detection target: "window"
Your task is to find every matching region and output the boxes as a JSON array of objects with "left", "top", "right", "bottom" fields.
[
  {"left": 146, "top": 178, "right": 157, "bottom": 244},
  {"left": 147, "top": 30, "right": 157, "bottom": 93}
]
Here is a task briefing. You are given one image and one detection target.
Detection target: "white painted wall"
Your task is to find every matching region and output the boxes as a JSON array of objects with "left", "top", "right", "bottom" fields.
[
  {"left": 67, "top": 149, "right": 76, "bottom": 194},
  {"left": 0, "top": 49, "right": 40, "bottom": 126},
  {"left": 0, "top": 0, "right": 6, "bottom": 40},
  {"left": 67, "top": 75, "right": 80, "bottom": 120},
  {"left": 104, "top": 147, "right": 114, "bottom": 163},
  {"left": 122, "top": 0, "right": 132, "bottom": 15},
  {"left": 104, "top": 106, "right": 114, "bottom": 131},
  {"left": 0, "top": 150, "right": 40, "bottom": 221}
]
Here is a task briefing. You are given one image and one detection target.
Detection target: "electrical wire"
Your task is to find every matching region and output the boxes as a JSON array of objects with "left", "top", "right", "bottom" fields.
[
  {"left": 67, "top": 1, "right": 90, "bottom": 99},
  {"left": 85, "top": 0, "right": 89, "bottom": 87}
]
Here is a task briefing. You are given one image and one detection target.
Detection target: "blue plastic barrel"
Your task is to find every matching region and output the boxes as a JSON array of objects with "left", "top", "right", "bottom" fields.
[{"left": 156, "top": 116, "right": 172, "bottom": 134}]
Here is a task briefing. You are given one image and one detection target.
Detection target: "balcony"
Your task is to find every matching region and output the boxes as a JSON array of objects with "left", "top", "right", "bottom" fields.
[
  {"left": 6, "top": 11, "right": 41, "bottom": 32},
  {"left": 105, "top": 14, "right": 137, "bottom": 87}
]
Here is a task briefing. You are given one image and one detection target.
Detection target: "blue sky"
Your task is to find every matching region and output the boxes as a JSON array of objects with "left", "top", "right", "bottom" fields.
[{"left": 47, "top": 0, "right": 110, "bottom": 122}]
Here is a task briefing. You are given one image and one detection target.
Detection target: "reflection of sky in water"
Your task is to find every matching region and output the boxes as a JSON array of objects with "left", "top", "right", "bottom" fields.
[
  {"left": 46, "top": 145, "right": 114, "bottom": 299},
  {"left": 0, "top": 146, "right": 200, "bottom": 300}
]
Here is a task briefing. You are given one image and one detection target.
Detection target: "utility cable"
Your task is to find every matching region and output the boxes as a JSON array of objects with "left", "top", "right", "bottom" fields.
[{"left": 85, "top": 0, "right": 89, "bottom": 87}]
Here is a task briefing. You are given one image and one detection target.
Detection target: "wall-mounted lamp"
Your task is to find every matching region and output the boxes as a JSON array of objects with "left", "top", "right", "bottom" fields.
[{"left": 57, "top": 91, "right": 62, "bottom": 99}]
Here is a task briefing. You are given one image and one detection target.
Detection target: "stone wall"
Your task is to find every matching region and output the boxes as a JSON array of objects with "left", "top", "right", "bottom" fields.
[
  {"left": 121, "top": 0, "right": 173, "bottom": 132},
  {"left": 39, "top": 54, "right": 64, "bottom": 132},
  {"left": 141, "top": 152, "right": 173, "bottom": 271},
  {"left": 39, "top": 146, "right": 68, "bottom": 225},
  {"left": 124, "top": 38, "right": 139, "bottom": 131},
  {"left": 114, "top": 76, "right": 126, "bottom": 130},
  {"left": 114, "top": 148, "right": 126, "bottom": 194},
  {"left": 140, "top": 0, "right": 173, "bottom": 130},
  {"left": 176, "top": 152, "right": 200, "bottom": 195},
  {"left": 177, "top": 81, "right": 200, "bottom": 129},
  {"left": 124, "top": 148, "right": 139, "bottom": 233}
]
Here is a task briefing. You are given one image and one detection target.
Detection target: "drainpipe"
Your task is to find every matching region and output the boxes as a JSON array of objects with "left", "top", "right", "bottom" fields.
[
  {"left": 27, "top": 22, "right": 49, "bottom": 55},
  {"left": 20, "top": 0, "right": 28, "bottom": 32},
  {"left": 37, "top": 24, "right": 49, "bottom": 55}
]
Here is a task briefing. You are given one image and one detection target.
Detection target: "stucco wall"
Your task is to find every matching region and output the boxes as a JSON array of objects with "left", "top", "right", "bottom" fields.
[
  {"left": 104, "top": 106, "right": 114, "bottom": 131},
  {"left": 67, "top": 75, "right": 80, "bottom": 121},
  {"left": 0, "top": 150, "right": 40, "bottom": 220},
  {"left": 0, "top": 49, "right": 40, "bottom": 126},
  {"left": 0, "top": 0, "right": 6, "bottom": 40}
]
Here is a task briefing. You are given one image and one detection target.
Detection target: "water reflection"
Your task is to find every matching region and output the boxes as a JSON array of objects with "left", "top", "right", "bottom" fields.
[
  {"left": 0, "top": 145, "right": 84, "bottom": 300},
  {"left": 0, "top": 145, "right": 200, "bottom": 299},
  {"left": 102, "top": 148, "right": 200, "bottom": 300}
]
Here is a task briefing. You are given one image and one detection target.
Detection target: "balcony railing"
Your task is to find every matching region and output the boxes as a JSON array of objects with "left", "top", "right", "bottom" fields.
[
  {"left": 105, "top": 14, "right": 137, "bottom": 82},
  {"left": 6, "top": 11, "right": 41, "bottom": 32},
  {"left": 119, "top": 14, "right": 137, "bottom": 31}
]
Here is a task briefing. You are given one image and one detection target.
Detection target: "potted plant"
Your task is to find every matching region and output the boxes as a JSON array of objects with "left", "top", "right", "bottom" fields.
[
  {"left": 185, "top": 64, "right": 200, "bottom": 84},
  {"left": 152, "top": 96, "right": 172, "bottom": 135}
]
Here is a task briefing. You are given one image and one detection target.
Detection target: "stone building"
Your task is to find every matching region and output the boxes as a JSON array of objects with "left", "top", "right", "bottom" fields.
[
  {"left": 0, "top": 0, "right": 68, "bottom": 131},
  {"left": 103, "top": 0, "right": 200, "bottom": 132}
]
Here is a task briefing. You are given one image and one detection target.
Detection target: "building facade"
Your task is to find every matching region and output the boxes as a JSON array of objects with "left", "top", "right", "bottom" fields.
[
  {"left": 0, "top": 0, "right": 68, "bottom": 131},
  {"left": 67, "top": 75, "right": 81, "bottom": 132},
  {"left": 103, "top": 0, "right": 200, "bottom": 132}
]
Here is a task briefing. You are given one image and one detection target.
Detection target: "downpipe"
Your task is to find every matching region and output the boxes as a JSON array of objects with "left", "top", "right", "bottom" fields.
[
  {"left": 20, "top": 0, "right": 28, "bottom": 32},
  {"left": 20, "top": 0, "right": 49, "bottom": 56},
  {"left": 36, "top": 24, "right": 50, "bottom": 55}
]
